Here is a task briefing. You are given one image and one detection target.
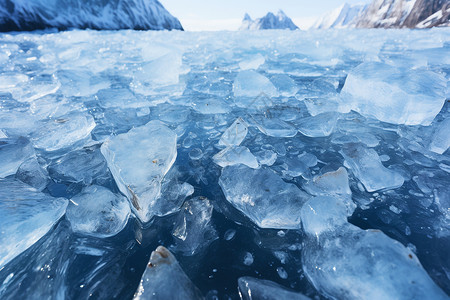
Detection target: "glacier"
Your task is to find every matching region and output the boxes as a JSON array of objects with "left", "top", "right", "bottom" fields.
[{"left": 0, "top": 28, "right": 449, "bottom": 300}]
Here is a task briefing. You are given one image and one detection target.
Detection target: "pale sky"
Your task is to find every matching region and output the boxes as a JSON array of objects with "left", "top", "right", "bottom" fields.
[{"left": 161, "top": 0, "right": 370, "bottom": 31}]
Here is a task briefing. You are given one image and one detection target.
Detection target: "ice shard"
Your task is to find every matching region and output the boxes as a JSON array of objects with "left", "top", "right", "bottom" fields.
[
  {"left": 341, "top": 62, "right": 446, "bottom": 125},
  {"left": 219, "top": 164, "right": 310, "bottom": 229},
  {"left": 101, "top": 121, "right": 177, "bottom": 223},
  {"left": 340, "top": 143, "right": 404, "bottom": 192},
  {"left": 134, "top": 246, "right": 204, "bottom": 300},
  {"left": 66, "top": 185, "right": 130, "bottom": 238},
  {"left": 0, "top": 179, "right": 68, "bottom": 269},
  {"left": 238, "top": 277, "right": 310, "bottom": 300},
  {"left": 301, "top": 196, "right": 448, "bottom": 300}
]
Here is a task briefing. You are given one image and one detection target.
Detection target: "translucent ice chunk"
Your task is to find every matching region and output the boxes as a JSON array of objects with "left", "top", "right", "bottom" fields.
[
  {"left": 239, "top": 54, "right": 265, "bottom": 70},
  {"left": 238, "top": 277, "right": 310, "bottom": 300},
  {"left": 301, "top": 196, "right": 353, "bottom": 237},
  {"left": 57, "top": 69, "right": 108, "bottom": 97},
  {"left": 340, "top": 143, "right": 404, "bottom": 192},
  {"left": 219, "top": 165, "right": 310, "bottom": 229},
  {"left": 281, "top": 158, "right": 309, "bottom": 178},
  {"left": 172, "top": 197, "right": 217, "bottom": 256},
  {"left": 151, "top": 170, "right": 195, "bottom": 217},
  {"left": 0, "top": 179, "right": 68, "bottom": 269},
  {"left": 134, "top": 246, "right": 204, "bottom": 300},
  {"left": 269, "top": 74, "right": 299, "bottom": 97},
  {"left": 301, "top": 196, "right": 448, "bottom": 300},
  {"left": 429, "top": 118, "right": 450, "bottom": 155},
  {"left": 11, "top": 74, "right": 61, "bottom": 103},
  {"left": 218, "top": 117, "right": 248, "bottom": 147},
  {"left": 66, "top": 185, "right": 130, "bottom": 238},
  {"left": 303, "top": 167, "right": 352, "bottom": 197},
  {"left": 0, "top": 137, "right": 36, "bottom": 178},
  {"left": 48, "top": 147, "right": 108, "bottom": 185},
  {"left": 253, "top": 116, "right": 297, "bottom": 138},
  {"left": 30, "top": 113, "right": 96, "bottom": 152},
  {"left": 297, "top": 112, "right": 339, "bottom": 137},
  {"left": 135, "top": 53, "right": 182, "bottom": 86},
  {"left": 341, "top": 62, "right": 446, "bottom": 125},
  {"left": 233, "top": 70, "right": 278, "bottom": 98},
  {"left": 213, "top": 146, "right": 259, "bottom": 169},
  {"left": 0, "top": 74, "right": 28, "bottom": 89},
  {"left": 16, "top": 157, "right": 49, "bottom": 191},
  {"left": 101, "top": 121, "right": 177, "bottom": 223},
  {"left": 254, "top": 149, "right": 277, "bottom": 166},
  {"left": 95, "top": 88, "right": 148, "bottom": 109},
  {"left": 190, "top": 97, "right": 231, "bottom": 115}
]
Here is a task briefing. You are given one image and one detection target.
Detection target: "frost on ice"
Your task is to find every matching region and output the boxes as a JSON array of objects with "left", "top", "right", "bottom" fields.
[{"left": 100, "top": 121, "right": 177, "bottom": 223}]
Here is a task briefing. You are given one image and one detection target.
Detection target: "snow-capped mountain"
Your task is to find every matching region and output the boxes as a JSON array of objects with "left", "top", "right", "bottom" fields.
[
  {"left": 356, "top": 0, "right": 450, "bottom": 28},
  {"left": 239, "top": 10, "right": 299, "bottom": 30},
  {"left": 0, "top": 0, "right": 183, "bottom": 32},
  {"left": 315, "top": 0, "right": 449, "bottom": 29},
  {"left": 313, "top": 3, "right": 368, "bottom": 29}
]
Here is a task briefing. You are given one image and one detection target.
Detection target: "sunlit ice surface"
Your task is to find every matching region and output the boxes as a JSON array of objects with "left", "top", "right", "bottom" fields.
[{"left": 0, "top": 28, "right": 449, "bottom": 299}]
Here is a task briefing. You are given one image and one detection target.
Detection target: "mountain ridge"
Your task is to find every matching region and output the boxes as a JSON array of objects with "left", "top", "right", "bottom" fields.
[
  {"left": 0, "top": 0, "right": 183, "bottom": 32},
  {"left": 314, "top": 0, "right": 449, "bottom": 29},
  {"left": 239, "top": 10, "right": 299, "bottom": 30}
]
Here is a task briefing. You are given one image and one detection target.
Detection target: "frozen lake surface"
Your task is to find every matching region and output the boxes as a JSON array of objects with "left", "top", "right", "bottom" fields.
[{"left": 0, "top": 28, "right": 449, "bottom": 299}]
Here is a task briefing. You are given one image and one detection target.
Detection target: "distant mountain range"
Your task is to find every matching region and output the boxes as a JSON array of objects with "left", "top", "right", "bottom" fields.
[
  {"left": 313, "top": 0, "right": 450, "bottom": 29},
  {"left": 239, "top": 10, "right": 299, "bottom": 30}
]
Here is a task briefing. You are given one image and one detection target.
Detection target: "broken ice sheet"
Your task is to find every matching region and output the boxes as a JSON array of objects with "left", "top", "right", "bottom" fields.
[
  {"left": 233, "top": 70, "right": 278, "bottom": 97},
  {"left": 340, "top": 143, "right": 404, "bottom": 192},
  {"left": 219, "top": 164, "right": 310, "bottom": 229},
  {"left": 252, "top": 115, "right": 297, "bottom": 138},
  {"left": 134, "top": 246, "right": 204, "bottom": 300},
  {"left": 341, "top": 62, "right": 447, "bottom": 125},
  {"left": 151, "top": 167, "right": 195, "bottom": 217},
  {"left": 269, "top": 74, "right": 299, "bottom": 97},
  {"left": 218, "top": 117, "right": 248, "bottom": 147},
  {"left": 0, "top": 137, "right": 36, "bottom": 178},
  {"left": 254, "top": 149, "right": 277, "bottom": 166},
  {"left": 101, "top": 121, "right": 177, "bottom": 223},
  {"left": 16, "top": 157, "right": 49, "bottom": 191},
  {"left": 303, "top": 167, "right": 352, "bottom": 197},
  {"left": 296, "top": 112, "right": 339, "bottom": 138},
  {"left": 10, "top": 74, "right": 61, "bottom": 103},
  {"left": 95, "top": 88, "right": 149, "bottom": 109},
  {"left": 30, "top": 112, "right": 96, "bottom": 152},
  {"left": 0, "top": 178, "right": 68, "bottom": 269},
  {"left": 66, "top": 185, "right": 130, "bottom": 238},
  {"left": 238, "top": 53, "right": 265, "bottom": 70},
  {"left": 428, "top": 117, "right": 450, "bottom": 155},
  {"left": 48, "top": 146, "right": 109, "bottom": 185},
  {"left": 301, "top": 196, "right": 448, "bottom": 300},
  {"left": 213, "top": 146, "right": 259, "bottom": 169},
  {"left": 171, "top": 197, "right": 218, "bottom": 256}
]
